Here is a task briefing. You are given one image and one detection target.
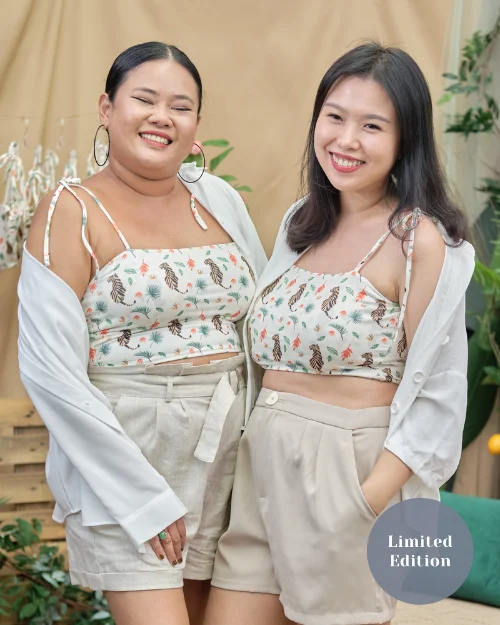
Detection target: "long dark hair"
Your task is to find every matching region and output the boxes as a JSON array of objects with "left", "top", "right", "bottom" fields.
[
  {"left": 287, "top": 43, "right": 468, "bottom": 253},
  {"left": 105, "top": 42, "right": 203, "bottom": 114}
]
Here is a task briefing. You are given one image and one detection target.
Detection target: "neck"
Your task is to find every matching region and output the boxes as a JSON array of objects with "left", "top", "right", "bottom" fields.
[
  {"left": 339, "top": 184, "right": 395, "bottom": 219},
  {"left": 98, "top": 158, "right": 181, "bottom": 199}
]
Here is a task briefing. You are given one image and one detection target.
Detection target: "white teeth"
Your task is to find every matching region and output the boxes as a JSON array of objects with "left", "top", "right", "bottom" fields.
[
  {"left": 332, "top": 154, "right": 364, "bottom": 167},
  {"left": 141, "top": 133, "right": 170, "bottom": 145}
]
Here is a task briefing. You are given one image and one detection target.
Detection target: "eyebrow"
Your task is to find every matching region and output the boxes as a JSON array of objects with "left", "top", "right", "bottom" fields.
[
  {"left": 133, "top": 87, "right": 195, "bottom": 105},
  {"left": 324, "top": 102, "right": 392, "bottom": 124}
]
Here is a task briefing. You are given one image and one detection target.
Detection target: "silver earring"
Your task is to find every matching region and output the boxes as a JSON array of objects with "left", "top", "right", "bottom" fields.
[{"left": 391, "top": 173, "right": 398, "bottom": 187}]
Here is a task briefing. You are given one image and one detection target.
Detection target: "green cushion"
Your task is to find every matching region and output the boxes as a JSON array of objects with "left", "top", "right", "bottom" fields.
[{"left": 441, "top": 491, "right": 500, "bottom": 607}]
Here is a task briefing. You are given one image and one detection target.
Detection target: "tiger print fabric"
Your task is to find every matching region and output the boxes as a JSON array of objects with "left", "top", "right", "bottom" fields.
[
  {"left": 248, "top": 210, "right": 419, "bottom": 383},
  {"left": 82, "top": 242, "right": 255, "bottom": 367},
  {"left": 43, "top": 180, "right": 256, "bottom": 368}
]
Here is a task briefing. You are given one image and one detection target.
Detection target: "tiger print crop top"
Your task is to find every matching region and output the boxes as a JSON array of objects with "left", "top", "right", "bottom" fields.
[
  {"left": 44, "top": 180, "right": 256, "bottom": 368},
  {"left": 248, "top": 210, "right": 419, "bottom": 384}
]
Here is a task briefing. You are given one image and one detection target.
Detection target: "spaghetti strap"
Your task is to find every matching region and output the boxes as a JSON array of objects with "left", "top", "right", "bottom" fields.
[
  {"left": 71, "top": 183, "right": 131, "bottom": 250},
  {"left": 43, "top": 179, "right": 99, "bottom": 270},
  {"left": 394, "top": 207, "right": 421, "bottom": 336},
  {"left": 354, "top": 209, "right": 419, "bottom": 273}
]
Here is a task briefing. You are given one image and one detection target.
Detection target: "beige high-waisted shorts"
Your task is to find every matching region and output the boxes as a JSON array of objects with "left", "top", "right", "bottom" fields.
[
  {"left": 66, "top": 355, "right": 246, "bottom": 591},
  {"left": 212, "top": 388, "right": 401, "bottom": 625}
]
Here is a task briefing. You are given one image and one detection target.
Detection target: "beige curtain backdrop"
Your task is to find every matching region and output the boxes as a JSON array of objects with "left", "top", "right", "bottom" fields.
[{"left": 1, "top": 0, "right": 498, "bottom": 494}]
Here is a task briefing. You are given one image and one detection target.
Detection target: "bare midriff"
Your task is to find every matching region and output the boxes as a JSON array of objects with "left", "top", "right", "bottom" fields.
[{"left": 262, "top": 369, "right": 397, "bottom": 409}]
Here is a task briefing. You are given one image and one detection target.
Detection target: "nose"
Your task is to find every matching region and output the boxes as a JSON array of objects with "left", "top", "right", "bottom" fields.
[
  {"left": 336, "top": 122, "right": 361, "bottom": 152},
  {"left": 148, "top": 104, "right": 173, "bottom": 128}
]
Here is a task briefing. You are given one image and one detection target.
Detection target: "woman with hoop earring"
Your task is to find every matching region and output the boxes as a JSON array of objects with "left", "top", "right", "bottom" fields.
[{"left": 19, "top": 41, "right": 266, "bottom": 625}]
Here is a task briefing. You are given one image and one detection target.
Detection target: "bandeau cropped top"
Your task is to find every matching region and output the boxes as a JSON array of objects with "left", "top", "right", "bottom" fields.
[
  {"left": 44, "top": 179, "right": 256, "bottom": 367},
  {"left": 248, "top": 210, "right": 420, "bottom": 384}
]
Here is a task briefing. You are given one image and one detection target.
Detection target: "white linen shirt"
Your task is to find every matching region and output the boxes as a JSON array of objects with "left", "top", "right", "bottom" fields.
[
  {"left": 18, "top": 166, "right": 267, "bottom": 551},
  {"left": 242, "top": 200, "right": 476, "bottom": 503}
]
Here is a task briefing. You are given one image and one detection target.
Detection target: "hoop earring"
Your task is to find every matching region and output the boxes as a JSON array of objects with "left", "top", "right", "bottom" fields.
[
  {"left": 178, "top": 143, "right": 206, "bottom": 183},
  {"left": 94, "top": 124, "right": 110, "bottom": 167}
]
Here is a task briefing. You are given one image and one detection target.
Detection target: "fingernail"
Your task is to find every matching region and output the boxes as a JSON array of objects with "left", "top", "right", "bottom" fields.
[
  {"left": 158, "top": 554, "right": 165, "bottom": 560},
  {"left": 179, "top": 556, "right": 183, "bottom": 563},
  {"left": 172, "top": 560, "right": 178, "bottom": 566}
]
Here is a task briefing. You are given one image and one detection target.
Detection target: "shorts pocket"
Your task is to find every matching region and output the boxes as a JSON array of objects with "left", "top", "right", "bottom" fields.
[{"left": 346, "top": 431, "right": 379, "bottom": 521}]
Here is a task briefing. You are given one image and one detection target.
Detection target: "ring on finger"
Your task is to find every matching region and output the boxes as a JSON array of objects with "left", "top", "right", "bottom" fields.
[{"left": 158, "top": 531, "right": 168, "bottom": 540}]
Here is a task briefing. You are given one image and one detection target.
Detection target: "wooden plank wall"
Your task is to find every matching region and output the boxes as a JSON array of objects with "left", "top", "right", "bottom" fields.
[{"left": 0, "top": 398, "right": 67, "bottom": 565}]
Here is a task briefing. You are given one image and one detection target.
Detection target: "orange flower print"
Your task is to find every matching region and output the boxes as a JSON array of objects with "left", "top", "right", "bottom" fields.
[
  {"left": 231, "top": 277, "right": 237, "bottom": 285},
  {"left": 139, "top": 337, "right": 147, "bottom": 343},
  {"left": 89, "top": 282, "right": 97, "bottom": 294},
  {"left": 260, "top": 328, "right": 267, "bottom": 342},
  {"left": 135, "top": 292, "right": 142, "bottom": 299},
  {"left": 315, "top": 284, "right": 326, "bottom": 294},
  {"left": 288, "top": 279, "right": 297, "bottom": 289},
  {"left": 139, "top": 260, "right": 149, "bottom": 276},
  {"left": 100, "top": 329, "right": 109, "bottom": 336},
  {"left": 137, "top": 359, "right": 144, "bottom": 364},
  {"left": 187, "top": 257, "right": 196, "bottom": 270},
  {"left": 341, "top": 344, "right": 353, "bottom": 361},
  {"left": 150, "top": 320, "right": 160, "bottom": 329},
  {"left": 89, "top": 348, "right": 96, "bottom": 362},
  {"left": 189, "top": 348, "right": 195, "bottom": 354},
  {"left": 339, "top": 310, "right": 347, "bottom": 316},
  {"left": 119, "top": 316, "right": 125, "bottom": 323},
  {"left": 381, "top": 337, "right": 388, "bottom": 343},
  {"left": 87, "top": 307, "right": 93, "bottom": 314},
  {"left": 187, "top": 282, "right": 193, "bottom": 289},
  {"left": 229, "top": 253, "right": 237, "bottom": 265},
  {"left": 200, "top": 312, "right": 206, "bottom": 320},
  {"left": 356, "top": 289, "right": 367, "bottom": 301},
  {"left": 134, "top": 315, "right": 140, "bottom": 321},
  {"left": 292, "top": 335, "right": 301, "bottom": 350},
  {"left": 328, "top": 330, "right": 335, "bottom": 336},
  {"left": 186, "top": 303, "right": 191, "bottom": 308},
  {"left": 230, "top": 309, "right": 241, "bottom": 319},
  {"left": 191, "top": 328, "right": 197, "bottom": 334},
  {"left": 228, "top": 299, "right": 233, "bottom": 303}
]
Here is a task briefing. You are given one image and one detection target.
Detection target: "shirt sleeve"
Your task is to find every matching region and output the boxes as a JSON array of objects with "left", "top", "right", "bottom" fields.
[{"left": 18, "top": 251, "right": 187, "bottom": 549}]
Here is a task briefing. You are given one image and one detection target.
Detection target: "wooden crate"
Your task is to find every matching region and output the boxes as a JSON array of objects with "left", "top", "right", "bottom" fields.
[{"left": 0, "top": 398, "right": 67, "bottom": 569}]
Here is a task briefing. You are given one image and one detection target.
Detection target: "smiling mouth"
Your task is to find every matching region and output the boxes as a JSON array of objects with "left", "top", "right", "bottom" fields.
[
  {"left": 139, "top": 133, "right": 173, "bottom": 145},
  {"left": 331, "top": 153, "right": 365, "bottom": 168}
]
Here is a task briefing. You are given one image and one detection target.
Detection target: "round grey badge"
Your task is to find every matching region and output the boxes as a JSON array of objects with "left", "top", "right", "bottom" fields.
[{"left": 367, "top": 498, "right": 473, "bottom": 604}]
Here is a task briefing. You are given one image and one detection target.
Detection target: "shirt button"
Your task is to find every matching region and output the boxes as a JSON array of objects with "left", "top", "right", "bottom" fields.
[
  {"left": 265, "top": 391, "right": 279, "bottom": 406},
  {"left": 390, "top": 402, "right": 400, "bottom": 414},
  {"left": 442, "top": 335, "right": 450, "bottom": 345},
  {"left": 413, "top": 371, "right": 424, "bottom": 383}
]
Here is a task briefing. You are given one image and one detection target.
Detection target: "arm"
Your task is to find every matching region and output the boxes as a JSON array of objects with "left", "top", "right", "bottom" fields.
[
  {"left": 20, "top": 188, "right": 187, "bottom": 548},
  {"left": 362, "top": 216, "right": 446, "bottom": 514}
]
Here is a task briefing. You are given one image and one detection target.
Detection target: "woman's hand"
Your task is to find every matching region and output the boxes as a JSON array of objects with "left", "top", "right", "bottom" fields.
[
  {"left": 361, "top": 481, "right": 390, "bottom": 517},
  {"left": 149, "top": 517, "right": 186, "bottom": 565}
]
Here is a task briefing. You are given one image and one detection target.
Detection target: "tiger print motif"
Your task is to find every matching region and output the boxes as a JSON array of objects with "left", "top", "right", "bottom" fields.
[
  {"left": 382, "top": 367, "right": 393, "bottom": 383},
  {"left": 117, "top": 329, "right": 139, "bottom": 350},
  {"left": 107, "top": 274, "right": 136, "bottom": 306},
  {"left": 321, "top": 286, "right": 340, "bottom": 319},
  {"left": 159, "top": 262, "right": 186, "bottom": 294},
  {"left": 241, "top": 256, "right": 256, "bottom": 284},
  {"left": 361, "top": 352, "right": 374, "bottom": 368},
  {"left": 272, "top": 334, "right": 282, "bottom": 362},
  {"left": 261, "top": 277, "right": 281, "bottom": 304},
  {"left": 212, "top": 314, "right": 229, "bottom": 335},
  {"left": 371, "top": 300, "right": 388, "bottom": 327},
  {"left": 167, "top": 319, "right": 190, "bottom": 339},
  {"left": 288, "top": 283, "right": 307, "bottom": 311},
  {"left": 204, "top": 258, "right": 230, "bottom": 289},
  {"left": 397, "top": 326, "right": 407, "bottom": 357},
  {"left": 309, "top": 344, "right": 324, "bottom": 373}
]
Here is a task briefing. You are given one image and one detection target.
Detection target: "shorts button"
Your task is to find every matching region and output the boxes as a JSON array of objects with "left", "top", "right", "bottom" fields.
[
  {"left": 265, "top": 391, "right": 279, "bottom": 406},
  {"left": 390, "top": 401, "right": 399, "bottom": 414},
  {"left": 442, "top": 334, "right": 450, "bottom": 345}
]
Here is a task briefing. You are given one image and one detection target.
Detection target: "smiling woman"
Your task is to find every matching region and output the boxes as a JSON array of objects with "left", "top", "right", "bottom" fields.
[{"left": 18, "top": 41, "right": 266, "bottom": 625}]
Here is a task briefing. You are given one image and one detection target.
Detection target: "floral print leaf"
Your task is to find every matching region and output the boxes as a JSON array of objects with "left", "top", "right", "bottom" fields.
[
  {"left": 301, "top": 321, "right": 307, "bottom": 329},
  {"left": 352, "top": 332, "right": 360, "bottom": 339},
  {"left": 128, "top": 277, "right": 133, "bottom": 285},
  {"left": 327, "top": 346, "right": 338, "bottom": 355},
  {"left": 156, "top": 307, "right": 164, "bottom": 312},
  {"left": 317, "top": 336, "right": 326, "bottom": 341},
  {"left": 371, "top": 344, "right": 379, "bottom": 349},
  {"left": 124, "top": 268, "right": 137, "bottom": 274},
  {"left": 340, "top": 277, "right": 348, "bottom": 283},
  {"left": 187, "top": 342, "right": 203, "bottom": 354},
  {"left": 342, "top": 295, "right": 347, "bottom": 302},
  {"left": 345, "top": 287, "right": 354, "bottom": 295},
  {"left": 284, "top": 336, "right": 291, "bottom": 345},
  {"left": 149, "top": 331, "right": 163, "bottom": 345},
  {"left": 134, "top": 350, "right": 154, "bottom": 362}
]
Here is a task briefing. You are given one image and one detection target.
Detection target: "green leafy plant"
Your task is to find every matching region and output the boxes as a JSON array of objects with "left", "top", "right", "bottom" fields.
[
  {"left": 439, "top": 12, "right": 500, "bottom": 451},
  {"left": 0, "top": 512, "right": 114, "bottom": 624},
  {"left": 183, "top": 139, "right": 252, "bottom": 192}
]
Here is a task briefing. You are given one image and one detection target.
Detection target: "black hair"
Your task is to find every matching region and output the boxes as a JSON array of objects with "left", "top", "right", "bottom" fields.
[
  {"left": 105, "top": 41, "right": 202, "bottom": 114},
  {"left": 287, "top": 42, "right": 468, "bottom": 252}
]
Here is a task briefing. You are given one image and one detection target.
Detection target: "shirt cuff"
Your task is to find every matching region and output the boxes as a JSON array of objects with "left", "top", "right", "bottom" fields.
[
  {"left": 384, "top": 437, "right": 438, "bottom": 492},
  {"left": 120, "top": 488, "right": 188, "bottom": 551}
]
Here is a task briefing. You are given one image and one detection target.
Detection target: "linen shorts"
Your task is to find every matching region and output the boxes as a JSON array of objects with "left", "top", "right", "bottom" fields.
[
  {"left": 212, "top": 388, "right": 401, "bottom": 625},
  {"left": 66, "top": 355, "right": 246, "bottom": 591}
]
